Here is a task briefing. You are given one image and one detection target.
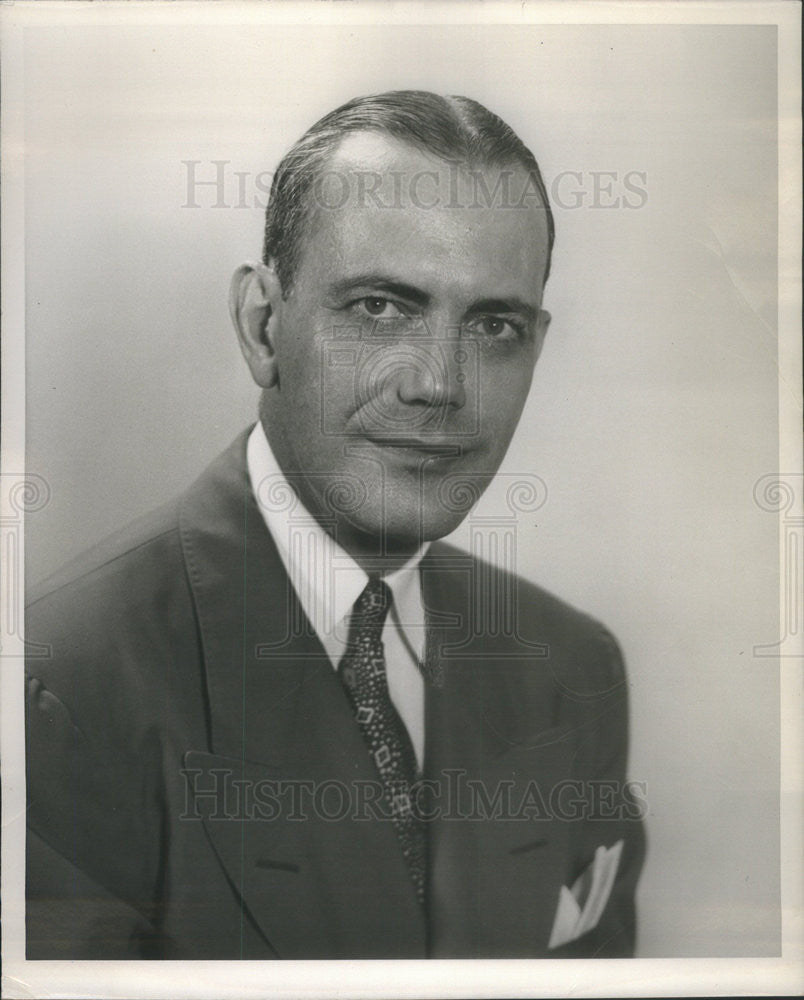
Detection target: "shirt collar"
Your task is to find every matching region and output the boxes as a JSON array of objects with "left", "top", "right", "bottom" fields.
[{"left": 246, "top": 422, "right": 428, "bottom": 665}]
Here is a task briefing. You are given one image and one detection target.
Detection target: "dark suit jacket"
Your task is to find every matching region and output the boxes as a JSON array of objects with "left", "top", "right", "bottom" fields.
[{"left": 26, "top": 430, "right": 645, "bottom": 959}]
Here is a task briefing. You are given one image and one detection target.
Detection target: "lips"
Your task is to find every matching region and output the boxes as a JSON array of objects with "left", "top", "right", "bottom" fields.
[{"left": 364, "top": 434, "right": 466, "bottom": 455}]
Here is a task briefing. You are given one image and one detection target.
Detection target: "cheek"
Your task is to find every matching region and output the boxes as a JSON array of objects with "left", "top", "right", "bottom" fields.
[
  {"left": 276, "top": 325, "right": 323, "bottom": 405},
  {"left": 477, "top": 358, "right": 535, "bottom": 437},
  {"left": 278, "top": 329, "right": 363, "bottom": 449}
]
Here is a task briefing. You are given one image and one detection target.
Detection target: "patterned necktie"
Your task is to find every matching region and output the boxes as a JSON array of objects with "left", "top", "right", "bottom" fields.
[{"left": 337, "top": 577, "right": 426, "bottom": 904}]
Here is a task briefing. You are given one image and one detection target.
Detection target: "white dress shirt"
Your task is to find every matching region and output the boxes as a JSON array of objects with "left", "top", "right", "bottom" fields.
[{"left": 246, "top": 423, "right": 428, "bottom": 769}]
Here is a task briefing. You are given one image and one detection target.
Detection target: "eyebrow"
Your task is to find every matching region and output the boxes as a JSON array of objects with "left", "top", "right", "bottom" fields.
[
  {"left": 467, "top": 298, "right": 538, "bottom": 322},
  {"left": 328, "top": 274, "right": 430, "bottom": 308},
  {"left": 328, "top": 274, "right": 538, "bottom": 320}
]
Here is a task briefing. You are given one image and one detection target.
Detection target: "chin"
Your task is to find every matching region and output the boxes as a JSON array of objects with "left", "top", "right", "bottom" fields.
[
  {"left": 331, "top": 503, "right": 464, "bottom": 558},
  {"left": 328, "top": 465, "right": 480, "bottom": 550}
]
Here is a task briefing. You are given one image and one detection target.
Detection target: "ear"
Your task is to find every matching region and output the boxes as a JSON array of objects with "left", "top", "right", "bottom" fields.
[
  {"left": 532, "top": 309, "right": 551, "bottom": 363},
  {"left": 229, "top": 262, "right": 284, "bottom": 388}
]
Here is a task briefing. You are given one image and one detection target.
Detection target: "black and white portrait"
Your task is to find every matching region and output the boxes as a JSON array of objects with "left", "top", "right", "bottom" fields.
[{"left": 1, "top": 3, "right": 799, "bottom": 998}]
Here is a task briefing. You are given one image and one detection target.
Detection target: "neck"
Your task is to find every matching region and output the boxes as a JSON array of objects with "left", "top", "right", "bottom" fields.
[{"left": 331, "top": 529, "right": 425, "bottom": 576}]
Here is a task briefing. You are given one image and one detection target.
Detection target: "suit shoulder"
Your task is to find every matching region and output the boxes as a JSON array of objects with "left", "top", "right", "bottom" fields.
[
  {"left": 24, "top": 496, "right": 195, "bottom": 698},
  {"left": 428, "top": 540, "right": 627, "bottom": 695},
  {"left": 24, "top": 490, "right": 209, "bottom": 786},
  {"left": 27, "top": 428, "right": 252, "bottom": 609},
  {"left": 27, "top": 498, "right": 181, "bottom": 608}
]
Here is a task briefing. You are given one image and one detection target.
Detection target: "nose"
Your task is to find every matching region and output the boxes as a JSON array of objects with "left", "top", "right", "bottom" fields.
[{"left": 395, "top": 335, "right": 467, "bottom": 413}]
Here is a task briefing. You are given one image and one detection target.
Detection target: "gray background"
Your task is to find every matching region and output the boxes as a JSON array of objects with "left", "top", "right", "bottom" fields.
[{"left": 24, "top": 23, "right": 779, "bottom": 956}]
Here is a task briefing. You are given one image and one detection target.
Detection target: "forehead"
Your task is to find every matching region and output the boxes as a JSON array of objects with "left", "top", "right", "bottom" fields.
[{"left": 298, "top": 132, "right": 550, "bottom": 300}]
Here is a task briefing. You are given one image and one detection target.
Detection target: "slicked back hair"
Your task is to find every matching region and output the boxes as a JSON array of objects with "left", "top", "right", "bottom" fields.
[{"left": 262, "top": 90, "right": 555, "bottom": 294}]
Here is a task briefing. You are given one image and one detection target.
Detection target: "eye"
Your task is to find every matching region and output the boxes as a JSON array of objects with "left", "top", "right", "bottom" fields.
[
  {"left": 357, "top": 296, "right": 405, "bottom": 320},
  {"left": 467, "top": 315, "right": 524, "bottom": 339}
]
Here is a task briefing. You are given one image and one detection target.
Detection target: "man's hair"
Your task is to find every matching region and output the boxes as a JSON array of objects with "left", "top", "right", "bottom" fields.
[{"left": 262, "top": 90, "right": 555, "bottom": 293}]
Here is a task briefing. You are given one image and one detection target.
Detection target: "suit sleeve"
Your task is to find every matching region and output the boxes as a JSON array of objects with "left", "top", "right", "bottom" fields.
[
  {"left": 553, "top": 626, "right": 647, "bottom": 958},
  {"left": 25, "top": 670, "right": 167, "bottom": 958},
  {"left": 26, "top": 829, "right": 161, "bottom": 959}
]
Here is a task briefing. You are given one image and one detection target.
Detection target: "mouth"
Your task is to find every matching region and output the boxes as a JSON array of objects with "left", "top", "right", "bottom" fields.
[{"left": 364, "top": 434, "right": 467, "bottom": 461}]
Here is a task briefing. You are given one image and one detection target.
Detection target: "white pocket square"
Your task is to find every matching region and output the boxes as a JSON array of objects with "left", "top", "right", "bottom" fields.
[{"left": 548, "top": 839, "right": 624, "bottom": 949}]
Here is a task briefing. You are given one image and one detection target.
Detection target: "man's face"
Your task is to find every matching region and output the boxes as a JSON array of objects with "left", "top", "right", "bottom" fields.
[{"left": 261, "top": 132, "right": 551, "bottom": 560}]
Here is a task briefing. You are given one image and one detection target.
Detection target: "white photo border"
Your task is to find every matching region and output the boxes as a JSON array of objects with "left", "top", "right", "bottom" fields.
[{"left": 1, "top": 2, "right": 801, "bottom": 997}]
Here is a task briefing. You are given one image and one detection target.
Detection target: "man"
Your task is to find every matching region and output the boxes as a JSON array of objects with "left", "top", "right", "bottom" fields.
[{"left": 26, "top": 91, "right": 645, "bottom": 959}]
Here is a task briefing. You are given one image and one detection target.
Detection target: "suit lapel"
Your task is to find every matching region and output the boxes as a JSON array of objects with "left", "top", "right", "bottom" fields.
[
  {"left": 177, "top": 433, "right": 425, "bottom": 957},
  {"left": 423, "top": 545, "right": 573, "bottom": 957}
]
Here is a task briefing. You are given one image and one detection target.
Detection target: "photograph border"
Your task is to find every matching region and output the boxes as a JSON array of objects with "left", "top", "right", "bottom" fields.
[{"left": 2, "top": 2, "right": 801, "bottom": 997}]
